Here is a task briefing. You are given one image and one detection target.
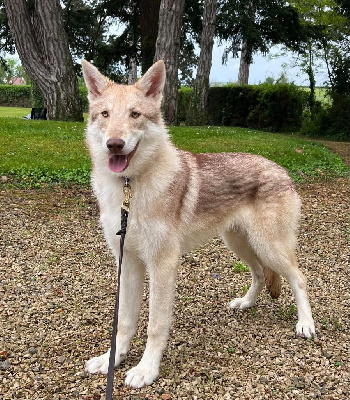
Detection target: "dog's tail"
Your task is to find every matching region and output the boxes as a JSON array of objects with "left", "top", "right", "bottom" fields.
[{"left": 262, "top": 266, "right": 281, "bottom": 299}]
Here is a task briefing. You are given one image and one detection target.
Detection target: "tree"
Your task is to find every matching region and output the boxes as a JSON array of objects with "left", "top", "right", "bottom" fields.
[
  {"left": 217, "top": 0, "right": 307, "bottom": 84},
  {"left": 4, "top": 0, "right": 83, "bottom": 121},
  {"left": 140, "top": 0, "right": 161, "bottom": 74},
  {"left": 188, "top": 0, "right": 218, "bottom": 124},
  {"left": 154, "top": 0, "right": 185, "bottom": 125},
  {"left": 237, "top": 1, "right": 255, "bottom": 84}
]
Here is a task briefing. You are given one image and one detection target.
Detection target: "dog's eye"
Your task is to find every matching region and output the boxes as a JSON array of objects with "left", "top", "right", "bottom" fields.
[
  {"left": 101, "top": 110, "right": 109, "bottom": 118},
  {"left": 131, "top": 111, "right": 140, "bottom": 118}
]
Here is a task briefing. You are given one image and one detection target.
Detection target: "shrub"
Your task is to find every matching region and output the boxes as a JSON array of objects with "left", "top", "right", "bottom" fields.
[
  {"left": 207, "top": 85, "right": 260, "bottom": 127},
  {"left": 0, "top": 85, "right": 31, "bottom": 107},
  {"left": 0, "top": 84, "right": 89, "bottom": 112},
  {"left": 301, "top": 92, "right": 350, "bottom": 141},
  {"left": 177, "top": 87, "right": 192, "bottom": 124},
  {"left": 30, "top": 84, "right": 44, "bottom": 108},
  {"left": 247, "top": 84, "right": 308, "bottom": 132},
  {"left": 182, "top": 84, "right": 307, "bottom": 131}
]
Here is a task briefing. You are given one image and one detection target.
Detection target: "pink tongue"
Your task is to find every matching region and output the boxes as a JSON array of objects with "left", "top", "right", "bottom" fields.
[{"left": 108, "top": 154, "right": 128, "bottom": 173}]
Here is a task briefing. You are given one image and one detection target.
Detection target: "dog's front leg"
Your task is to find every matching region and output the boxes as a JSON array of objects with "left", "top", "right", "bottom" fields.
[
  {"left": 86, "top": 253, "right": 145, "bottom": 374},
  {"left": 125, "top": 250, "right": 179, "bottom": 388}
]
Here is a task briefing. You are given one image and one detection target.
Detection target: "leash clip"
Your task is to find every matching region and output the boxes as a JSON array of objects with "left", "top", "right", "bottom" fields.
[{"left": 121, "top": 178, "right": 132, "bottom": 212}]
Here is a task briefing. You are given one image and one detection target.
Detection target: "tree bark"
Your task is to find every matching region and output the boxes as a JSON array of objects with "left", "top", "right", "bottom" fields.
[
  {"left": 188, "top": 0, "right": 218, "bottom": 125},
  {"left": 140, "top": 0, "right": 161, "bottom": 74},
  {"left": 237, "top": 1, "right": 256, "bottom": 85},
  {"left": 154, "top": 0, "right": 185, "bottom": 125},
  {"left": 128, "top": 57, "right": 138, "bottom": 85},
  {"left": 3, "top": 0, "right": 83, "bottom": 121},
  {"left": 238, "top": 39, "right": 251, "bottom": 85}
]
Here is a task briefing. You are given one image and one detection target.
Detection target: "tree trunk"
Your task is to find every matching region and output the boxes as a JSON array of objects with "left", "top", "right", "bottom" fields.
[
  {"left": 140, "top": 0, "right": 161, "bottom": 74},
  {"left": 154, "top": 0, "right": 185, "bottom": 125},
  {"left": 237, "top": 1, "right": 256, "bottom": 85},
  {"left": 4, "top": 0, "right": 83, "bottom": 121},
  {"left": 128, "top": 58, "right": 138, "bottom": 85},
  {"left": 188, "top": 0, "right": 218, "bottom": 125},
  {"left": 238, "top": 39, "right": 251, "bottom": 85}
]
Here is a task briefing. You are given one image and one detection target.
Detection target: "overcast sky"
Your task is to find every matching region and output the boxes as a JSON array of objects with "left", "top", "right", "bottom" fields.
[{"left": 209, "top": 41, "right": 328, "bottom": 86}]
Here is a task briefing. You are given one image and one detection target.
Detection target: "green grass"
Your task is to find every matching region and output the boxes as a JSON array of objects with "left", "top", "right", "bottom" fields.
[
  {"left": 0, "top": 107, "right": 347, "bottom": 187},
  {"left": 169, "top": 126, "right": 348, "bottom": 182},
  {"left": 0, "top": 116, "right": 90, "bottom": 187},
  {"left": 0, "top": 106, "right": 31, "bottom": 118}
]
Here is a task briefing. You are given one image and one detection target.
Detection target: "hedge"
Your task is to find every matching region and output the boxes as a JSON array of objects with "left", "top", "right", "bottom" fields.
[
  {"left": 0, "top": 85, "right": 89, "bottom": 112},
  {"left": 179, "top": 84, "right": 308, "bottom": 132},
  {"left": 0, "top": 85, "right": 32, "bottom": 107},
  {"left": 1, "top": 83, "right": 307, "bottom": 132}
]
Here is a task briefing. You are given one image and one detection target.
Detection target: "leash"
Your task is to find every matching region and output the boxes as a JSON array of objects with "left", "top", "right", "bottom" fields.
[{"left": 105, "top": 177, "right": 132, "bottom": 400}]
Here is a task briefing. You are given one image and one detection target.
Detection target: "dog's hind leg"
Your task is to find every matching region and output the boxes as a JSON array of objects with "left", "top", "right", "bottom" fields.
[
  {"left": 245, "top": 204, "right": 315, "bottom": 338},
  {"left": 222, "top": 230, "right": 265, "bottom": 310},
  {"left": 257, "top": 247, "right": 315, "bottom": 338},
  {"left": 86, "top": 253, "right": 145, "bottom": 374}
]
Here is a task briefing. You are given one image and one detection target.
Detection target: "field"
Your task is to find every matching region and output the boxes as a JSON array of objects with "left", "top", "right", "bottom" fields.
[{"left": 0, "top": 107, "right": 347, "bottom": 187}]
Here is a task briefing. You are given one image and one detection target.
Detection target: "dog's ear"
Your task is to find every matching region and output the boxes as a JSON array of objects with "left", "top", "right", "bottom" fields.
[
  {"left": 135, "top": 60, "right": 166, "bottom": 102},
  {"left": 82, "top": 60, "right": 110, "bottom": 100}
]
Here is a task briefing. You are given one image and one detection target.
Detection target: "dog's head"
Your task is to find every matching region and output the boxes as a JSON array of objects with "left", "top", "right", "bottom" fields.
[{"left": 82, "top": 60, "right": 166, "bottom": 175}]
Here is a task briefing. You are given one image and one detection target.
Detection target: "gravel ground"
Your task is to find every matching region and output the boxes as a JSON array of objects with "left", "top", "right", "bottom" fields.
[{"left": 0, "top": 177, "right": 348, "bottom": 400}]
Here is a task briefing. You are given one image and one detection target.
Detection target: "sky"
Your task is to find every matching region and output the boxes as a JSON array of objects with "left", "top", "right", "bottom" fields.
[{"left": 209, "top": 41, "right": 328, "bottom": 86}]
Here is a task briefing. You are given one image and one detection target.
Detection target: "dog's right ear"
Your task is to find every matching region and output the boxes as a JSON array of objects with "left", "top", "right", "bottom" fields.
[{"left": 82, "top": 60, "right": 110, "bottom": 100}]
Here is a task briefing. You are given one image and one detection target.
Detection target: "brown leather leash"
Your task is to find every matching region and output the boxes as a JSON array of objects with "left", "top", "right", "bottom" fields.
[{"left": 105, "top": 177, "right": 132, "bottom": 400}]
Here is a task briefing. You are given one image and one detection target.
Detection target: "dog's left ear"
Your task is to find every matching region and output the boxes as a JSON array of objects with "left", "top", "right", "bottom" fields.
[{"left": 135, "top": 60, "right": 166, "bottom": 102}]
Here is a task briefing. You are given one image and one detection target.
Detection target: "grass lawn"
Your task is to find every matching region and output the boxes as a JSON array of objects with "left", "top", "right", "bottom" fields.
[
  {"left": 0, "top": 106, "right": 32, "bottom": 118},
  {"left": 0, "top": 107, "right": 347, "bottom": 187}
]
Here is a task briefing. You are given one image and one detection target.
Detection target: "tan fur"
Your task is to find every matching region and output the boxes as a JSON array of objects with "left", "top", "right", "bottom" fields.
[{"left": 81, "top": 60, "right": 315, "bottom": 389}]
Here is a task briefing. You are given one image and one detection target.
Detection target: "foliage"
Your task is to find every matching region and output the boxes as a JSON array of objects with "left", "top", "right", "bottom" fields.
[
  {"left": 180, "top": 84, "right": 307, "bottom": 132},
  {"left": 0, "top": 84, "right": 31, "bottom": 107},
  {"left": 216, "top": 0, "right": 309, "bottom": 65},
  {"left": 0, "top": 57, "right": 29, "bottom": 84},
  {"left": 30, "top": 84, "right": 44, "bottom": 108},
  {"left": 247, "top": 83, "right": 308, "bottom": 131},
  {"left": 301, "top": 93, "right": 349, "bottom": 141},
  {"left": 0, "top": 85, "right": 89, "bottom": 110}
]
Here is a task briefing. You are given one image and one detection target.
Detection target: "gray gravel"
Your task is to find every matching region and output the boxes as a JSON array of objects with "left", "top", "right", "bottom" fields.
[{"left": 0, "top": 178, "right": 348, "bottom": 399}]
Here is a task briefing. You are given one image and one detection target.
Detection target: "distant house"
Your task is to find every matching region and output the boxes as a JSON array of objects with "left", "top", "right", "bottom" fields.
[{"left": 8, "top": 76, "right": 27, "bottom": 85}]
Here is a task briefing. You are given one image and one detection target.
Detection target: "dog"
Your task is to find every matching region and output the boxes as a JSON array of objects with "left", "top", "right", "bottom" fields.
[{"left": 81, "top": 59, "right": 315, "bottom": 388}]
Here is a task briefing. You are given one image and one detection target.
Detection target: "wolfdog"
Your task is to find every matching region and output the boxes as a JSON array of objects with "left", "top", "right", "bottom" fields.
[{"left": 82, "top": 60, "right": 315, "bottom": 388}]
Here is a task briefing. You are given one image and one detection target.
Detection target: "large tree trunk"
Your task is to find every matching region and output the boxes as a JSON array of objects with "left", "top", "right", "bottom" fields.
[
  {"left": 4, "top": 0, "right": 83, "bottom": 121},
  {"left": 237, "top": 1, "right": 256, "bottom": 85},
  {"left": 154, "top": 0, "right": 185, "bottom": 125},
  {"left": 188, "top": 0, "right": 218, "bottom": 125},
  {"left": 238, "top": 39, "right": 251, "bottom": 85},
  {"left": 140, "top": 0, "right": 161, "bottom": 74}
]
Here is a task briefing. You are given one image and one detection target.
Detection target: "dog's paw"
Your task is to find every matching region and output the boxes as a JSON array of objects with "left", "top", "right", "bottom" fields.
[
  {"left": 125, "top": 364, "right": 158, "bottom": 388},
  {"left": 85, "top": 352, "right": 110, "bottom": 375},
  {"left": 296, "top": 320, "right": 316, "bottom": 339},
  {"left": 229, "top": 297, "right": 255, "bottom": 310}
]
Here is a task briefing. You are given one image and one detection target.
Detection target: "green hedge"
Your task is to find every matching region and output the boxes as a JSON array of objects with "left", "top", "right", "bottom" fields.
[
  {"left": 1, "top": 83, "right": 307, "bottom": 132},
  {"left": 179, "top": 84, "right": 308, "bottom": 132},
  {"left": 0, "top": 84, "right": 89, "bottom": 112},
  {"left": 0, "top": 85, "right": 31, "bottom": 107}
]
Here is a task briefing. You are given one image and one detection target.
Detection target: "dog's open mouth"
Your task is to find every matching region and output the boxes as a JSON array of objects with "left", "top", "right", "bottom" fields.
[{"left": 108, "top": 142, "right": 139, "bottom": 173}]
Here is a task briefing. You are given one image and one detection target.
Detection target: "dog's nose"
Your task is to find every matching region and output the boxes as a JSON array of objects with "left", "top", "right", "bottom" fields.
[{"left": 106, "top": 138, "right": 125, "bottom": 152}]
